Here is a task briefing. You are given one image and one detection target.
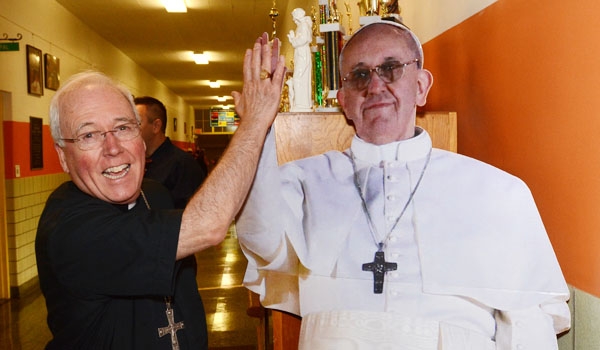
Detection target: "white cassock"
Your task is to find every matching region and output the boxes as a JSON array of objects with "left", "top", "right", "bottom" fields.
[{"left": 237, "top": 127, "right": 570, "bottom": 350}]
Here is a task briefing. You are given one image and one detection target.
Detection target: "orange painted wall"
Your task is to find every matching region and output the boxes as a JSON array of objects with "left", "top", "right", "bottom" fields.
[
  {"left": 3, "top": 121, "right": 62, "bottom": 179},
  {"left": 423, "top": 0, "right": 600, "bottom": 296}
]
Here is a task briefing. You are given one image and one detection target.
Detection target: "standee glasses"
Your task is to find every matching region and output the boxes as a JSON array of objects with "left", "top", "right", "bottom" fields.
[
  {"left": 342, "top": 58, "right": 420, "bottom": 91},
  {"left": 61, "top": 121, "right": 141, "bottom": 151}
]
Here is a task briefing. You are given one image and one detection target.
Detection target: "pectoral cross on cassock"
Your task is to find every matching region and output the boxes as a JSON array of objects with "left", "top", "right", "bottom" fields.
[
  {"left": 362, "top": 250, "right": 397, "bottom": 294},
  {"left": 158, "top": 297, "right": 185, "bottom": 350}
]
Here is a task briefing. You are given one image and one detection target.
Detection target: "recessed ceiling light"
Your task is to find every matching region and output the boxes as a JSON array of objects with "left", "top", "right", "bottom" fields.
[
  {"left": 193, "top": 52, "right": 209, "bottom": 64},
  {"left": 216, "top": 96, "right": 227, "bottom": 102},
  {"left": 209, "top": 81, "right": 220, "bottom": 88},
  {"left": 163, "top": 0, "right": 187, "bottom": 13}
]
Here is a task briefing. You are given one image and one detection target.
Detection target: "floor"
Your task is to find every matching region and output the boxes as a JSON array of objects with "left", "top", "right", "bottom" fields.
[{"left": 0, "top": 225, "right": 268, "bottom": 350}]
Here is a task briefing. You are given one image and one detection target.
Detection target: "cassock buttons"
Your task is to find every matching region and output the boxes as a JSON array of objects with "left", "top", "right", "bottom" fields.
[{"left": 386, "top": 175, "right": 398, "bottom": 182}]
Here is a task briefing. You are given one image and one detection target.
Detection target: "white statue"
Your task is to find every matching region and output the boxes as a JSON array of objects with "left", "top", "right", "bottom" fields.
[
  {"left": 286, "top": 77, "right": 295, "bottom": 111},
  {"left": 287, "top": 8, "right": 313, "bottom": 112}
]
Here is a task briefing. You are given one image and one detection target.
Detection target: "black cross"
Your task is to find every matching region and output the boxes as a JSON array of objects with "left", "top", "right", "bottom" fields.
[
  {"left": 362, "top": 251, "right": 397, "bottom": 294},
  {"left": 158, "top": 298, "right": 185, "bottom": 350}
]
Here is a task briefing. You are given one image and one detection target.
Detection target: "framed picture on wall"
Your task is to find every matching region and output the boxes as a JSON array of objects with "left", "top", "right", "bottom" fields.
[
  {"left": 44, "top": 53, "right": 60, "bottom": 91},
  {"left": 26, "top": 45, "right": 43, "bottom": 96}
]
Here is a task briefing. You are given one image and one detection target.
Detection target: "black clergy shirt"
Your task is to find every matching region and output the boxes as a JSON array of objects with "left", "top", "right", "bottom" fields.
[
  {"left": 145, "top": 137, "right": 206, "bottom": 209},
  {"left": 36, "top": 179, "right": 208, "bottom": 349}
]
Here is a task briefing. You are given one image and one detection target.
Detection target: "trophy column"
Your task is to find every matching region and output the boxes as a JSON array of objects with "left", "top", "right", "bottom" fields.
[{"left": 318, "top": 21, "right": 344, "bottom": 111}]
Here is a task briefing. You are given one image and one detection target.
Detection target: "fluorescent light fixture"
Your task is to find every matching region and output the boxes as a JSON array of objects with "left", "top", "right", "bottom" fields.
[
  {"left": 163, "top": 0, "right": 187, "bottom": 13},
  {"left": 209, "top": 81, "right": 220, "bottom": 88},
  {"left": 222, "top": 105, "right": 230, "bottom": 110},
  {"left": 216, "top": 96, "right": 227, "bottom": 102},
  {"left": 193, "top": 52, "right": 209, "bottom": 64}
]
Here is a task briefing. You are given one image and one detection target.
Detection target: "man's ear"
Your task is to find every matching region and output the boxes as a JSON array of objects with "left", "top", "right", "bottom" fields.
[
  {"left": 337, "top": 88, "right": 350, "bottom": 120},
  {"left": 54, "top": 143, "right": 70, "bottom": 173},
  {"left": 416, "top": 69, "right": 434, "bottom": 107},
  {"left": 153, "top": 118, "right": 164, "bottom": 133}
]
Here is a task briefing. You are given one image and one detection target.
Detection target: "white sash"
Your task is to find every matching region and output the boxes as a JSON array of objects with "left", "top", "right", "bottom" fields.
[{"left": 299, "top": 310, "right": 495, "bottom": 350}]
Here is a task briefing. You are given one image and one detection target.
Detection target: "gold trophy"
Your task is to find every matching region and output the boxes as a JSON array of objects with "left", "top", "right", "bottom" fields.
[
  {"left": 358, "top": 0, "right": 378, "bottom": 16},
  {"left": 387, "top": 0, "right": 400, "bottom": 16},
  {"left": 379, "top": 0, "right": 390, "bottom": 17},
  {"left": 367, "top": 0, "right": 379, "bottom": 16},
  {"left": 344, "top": 2, "right": 353, "bottom": 35},
  {"left": 269, "top": 1, "right": 279, "bottom": 39},
  {"left": 329, "top": 0, "right": 341, "bottom": 23},
  {"left": 311, "top": 6, "right": 320, "bottom": 38},
  {"left": 357, "top": 0, "right": 367, "bottom": 16}
]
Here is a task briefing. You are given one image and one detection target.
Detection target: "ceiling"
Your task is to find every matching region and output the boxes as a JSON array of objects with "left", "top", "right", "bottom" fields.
[{"left": 55, "top": 0, "right": 291, "bottom": 110}]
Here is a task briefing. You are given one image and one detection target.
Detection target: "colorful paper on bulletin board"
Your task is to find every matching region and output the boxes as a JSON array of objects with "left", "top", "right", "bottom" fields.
[{"left": 210, "top": 109, "right": 239, "bottom": 127}]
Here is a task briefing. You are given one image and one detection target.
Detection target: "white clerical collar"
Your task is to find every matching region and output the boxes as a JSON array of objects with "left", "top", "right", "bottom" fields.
[{"left": 350, "top": 127, "right": 432, "bottom": 165}]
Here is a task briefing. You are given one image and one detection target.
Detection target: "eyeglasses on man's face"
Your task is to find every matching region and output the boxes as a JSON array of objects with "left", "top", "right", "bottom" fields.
[
  {"left": 60, "top": 121, "right": 141, "bottom": 151},
  {"left": 342, "top": 58, "right": 420, "bottom": 91}
]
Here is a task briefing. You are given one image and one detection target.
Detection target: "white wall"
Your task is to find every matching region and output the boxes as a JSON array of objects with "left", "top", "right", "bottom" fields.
[{"left": 402, "top": 0, "right": 497, "bottom": 43}]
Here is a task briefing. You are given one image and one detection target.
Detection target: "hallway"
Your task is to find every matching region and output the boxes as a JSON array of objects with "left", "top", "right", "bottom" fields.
[{"left": 0, "top": 225, "right": 262, "bottom": 349}]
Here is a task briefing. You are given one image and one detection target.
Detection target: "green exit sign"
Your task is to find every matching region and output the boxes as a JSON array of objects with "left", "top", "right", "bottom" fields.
[{"left": 0, "top": 42, "right": 19, "bottom": 51}]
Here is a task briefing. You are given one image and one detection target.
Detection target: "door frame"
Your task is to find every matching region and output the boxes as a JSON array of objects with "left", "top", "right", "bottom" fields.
[{"left": 0, "top": 91, "right": 11, "bottom": 299}]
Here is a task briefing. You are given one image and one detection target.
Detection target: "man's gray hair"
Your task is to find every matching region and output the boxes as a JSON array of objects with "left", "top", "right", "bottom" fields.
[{"left": 49, "top": 71, "right": 139, "bottom": 147}]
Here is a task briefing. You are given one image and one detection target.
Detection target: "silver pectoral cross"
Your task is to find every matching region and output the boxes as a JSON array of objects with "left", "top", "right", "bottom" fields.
[
  {"left": 158, "top": 297, "right": 185, "bottom": 350},
  {"left": 362, "top": 250, "right": 397, "bottom": 294}
]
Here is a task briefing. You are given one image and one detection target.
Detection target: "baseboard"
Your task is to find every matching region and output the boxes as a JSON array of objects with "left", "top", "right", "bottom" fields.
[{"left": 10, "top": 276, "right": 40, "bottom": 299}]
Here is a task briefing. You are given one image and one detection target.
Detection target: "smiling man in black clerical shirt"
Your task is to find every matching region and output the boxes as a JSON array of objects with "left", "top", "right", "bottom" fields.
[{"left": 35, "top": 32, "right": 286, "bottom": 349}]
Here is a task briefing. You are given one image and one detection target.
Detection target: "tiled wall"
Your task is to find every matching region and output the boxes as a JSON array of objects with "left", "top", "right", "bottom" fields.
[
  {"left": 6, "top": 173, "right": 69, "bottom": 295},
  {"left": 558, "top": 286, "right": 600, "bottom": 350}
]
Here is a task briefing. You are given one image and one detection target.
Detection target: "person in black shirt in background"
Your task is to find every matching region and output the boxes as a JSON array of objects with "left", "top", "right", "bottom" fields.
[{"left": 135, "top": 96, "right": 206, "bottom": 208}]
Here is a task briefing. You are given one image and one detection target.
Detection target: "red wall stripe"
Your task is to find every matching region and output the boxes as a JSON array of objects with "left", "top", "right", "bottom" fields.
[{"left": 3, "top": 121, "right": 63, "bottom": 179}]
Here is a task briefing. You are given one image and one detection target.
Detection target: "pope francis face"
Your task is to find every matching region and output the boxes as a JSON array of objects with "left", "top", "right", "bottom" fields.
[
  {"left": 54, "top": 83, "right": 146, "bottom": 205},
  {"left": 337, "top": 24, "right": 433, "bottom": 145}
]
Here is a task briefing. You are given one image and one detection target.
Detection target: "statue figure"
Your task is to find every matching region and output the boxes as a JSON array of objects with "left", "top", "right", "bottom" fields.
[
  {"left": 285, "top": 77, "right": 295, "bottom": 112},
  {"left": 287, "top": 8, "right": 313, "bottom": 112}
]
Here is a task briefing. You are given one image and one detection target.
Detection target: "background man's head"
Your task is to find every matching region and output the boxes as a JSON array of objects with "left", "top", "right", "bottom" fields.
[{"left": 134, "top": 96, "right": 168, "bottom": 156}]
